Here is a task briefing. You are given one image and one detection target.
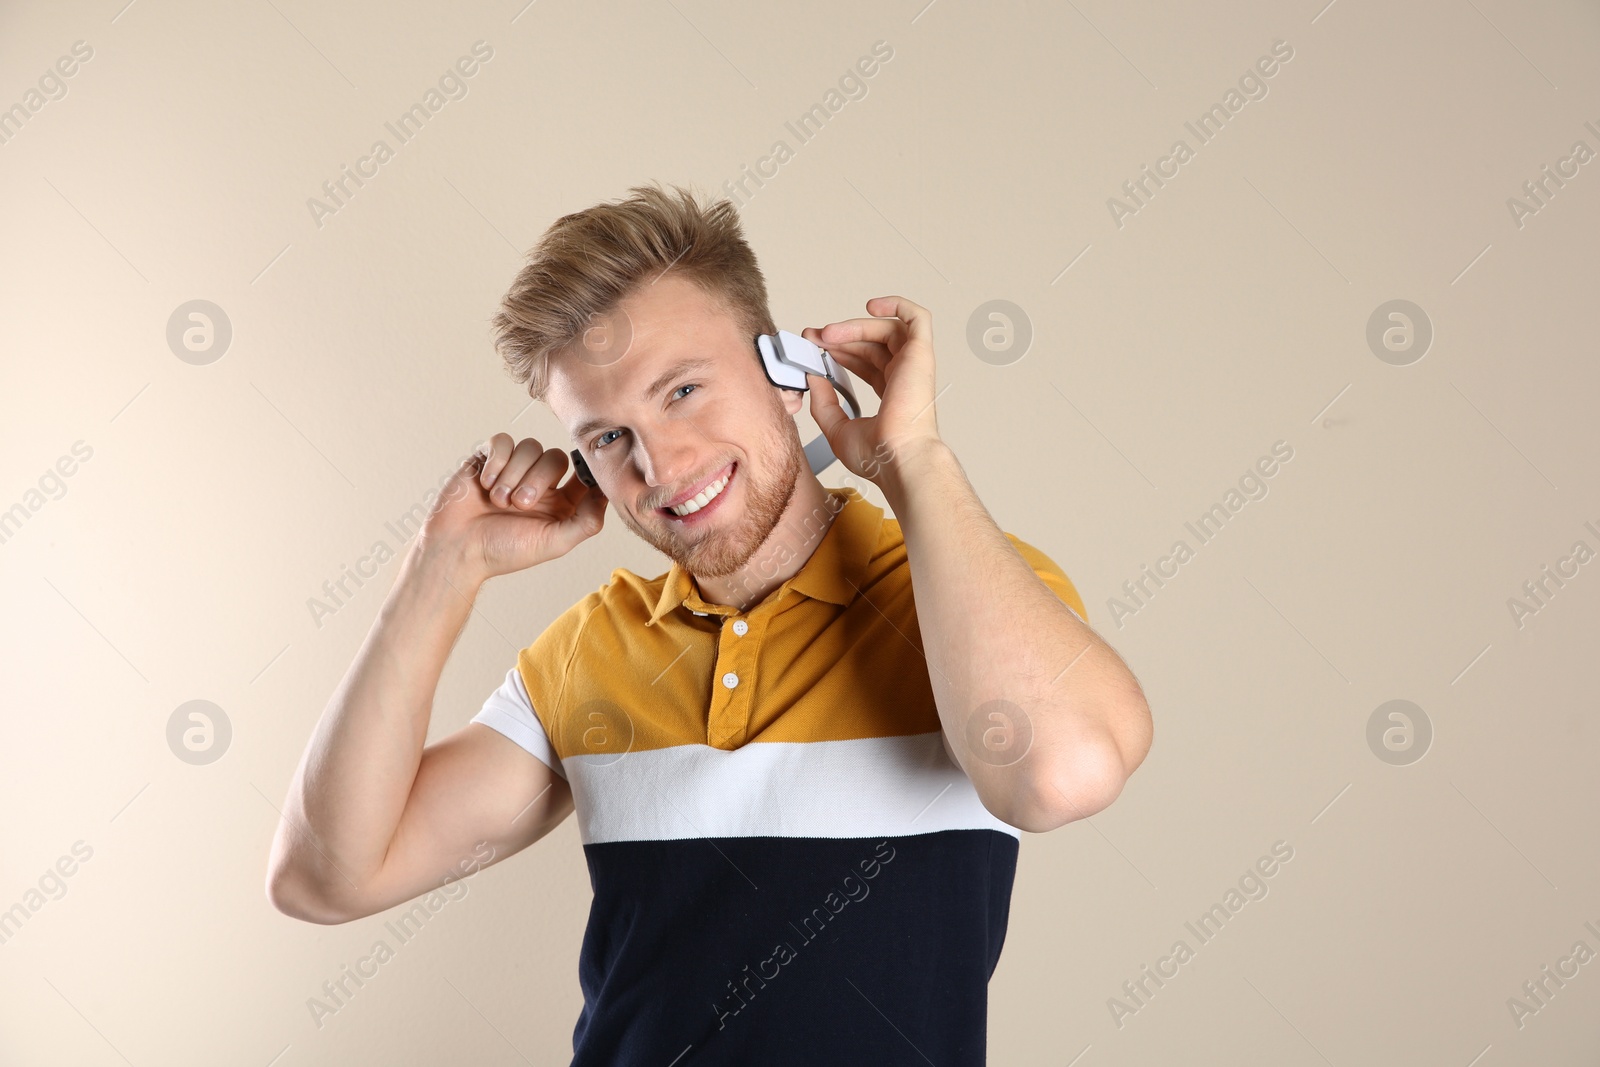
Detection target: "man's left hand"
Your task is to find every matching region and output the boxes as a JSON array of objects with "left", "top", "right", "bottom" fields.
[{"left": 802, "top": 294, "right": 944, "bottom": 484}]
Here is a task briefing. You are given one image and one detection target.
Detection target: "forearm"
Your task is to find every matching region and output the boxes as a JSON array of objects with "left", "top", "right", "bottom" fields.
[
  {"left": 878, "top": 439, "right": 1150, "bottom": 831},
  {"left": 270, "top": 538, "right": 483, "bottom": 901}
]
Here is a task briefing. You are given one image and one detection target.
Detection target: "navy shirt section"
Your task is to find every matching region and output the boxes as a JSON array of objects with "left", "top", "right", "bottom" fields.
[{"left": 567, "top": 828, "right": 1019, "bottom": 1067}]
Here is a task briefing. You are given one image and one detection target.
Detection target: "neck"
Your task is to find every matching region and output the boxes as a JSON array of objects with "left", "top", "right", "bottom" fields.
[{"left": 691, "top": 471, "right": 839, "bottom": 611}]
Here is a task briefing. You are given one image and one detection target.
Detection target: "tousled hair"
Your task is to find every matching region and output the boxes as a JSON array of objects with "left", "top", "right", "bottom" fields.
[{"left": 491, "top": 181, "right": 777, "bottom": 402}]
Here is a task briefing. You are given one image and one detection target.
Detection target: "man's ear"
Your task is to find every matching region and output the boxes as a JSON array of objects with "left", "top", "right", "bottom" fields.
[{"left": 776, "top": 385, "right": 805, "bottom": 417}]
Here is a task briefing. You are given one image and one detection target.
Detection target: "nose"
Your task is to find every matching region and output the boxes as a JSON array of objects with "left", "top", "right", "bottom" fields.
[{"left": 634, "top": 421, "right": 704, "bottom": 496}]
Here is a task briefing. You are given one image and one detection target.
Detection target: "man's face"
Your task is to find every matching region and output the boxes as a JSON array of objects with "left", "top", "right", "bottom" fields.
[{"left": 548, "top": 274, "right": 807, "bottom": 579}]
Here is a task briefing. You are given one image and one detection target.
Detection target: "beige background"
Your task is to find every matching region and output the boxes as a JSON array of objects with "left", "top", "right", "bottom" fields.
[{"left": 2, "top": 0, "right": 1598, "bottom": 1063}]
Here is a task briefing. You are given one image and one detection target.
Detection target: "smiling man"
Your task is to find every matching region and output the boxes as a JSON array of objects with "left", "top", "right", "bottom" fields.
[{"left": 266, "top": 183, "right": 1152, "bottom": 1065}]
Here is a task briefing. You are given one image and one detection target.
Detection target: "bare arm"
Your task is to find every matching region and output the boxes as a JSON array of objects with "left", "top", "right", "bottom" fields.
[
  {"left": 881, "top": 438, "right": 1152, "bottom": 832},
  {"left": 265, "top": 435, "right": 609, "bottom": 923},
  {"left": 801, "top": 298, "right": 1153, "bottom": 834}
]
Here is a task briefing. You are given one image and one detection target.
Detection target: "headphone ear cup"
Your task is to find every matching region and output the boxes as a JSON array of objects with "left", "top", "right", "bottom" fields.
[
  {"left": 570, "top": 449, "right": 596, "bottom": 488},
  {"left": 755, "top": 332, "right": 808, "bottom": 391}
]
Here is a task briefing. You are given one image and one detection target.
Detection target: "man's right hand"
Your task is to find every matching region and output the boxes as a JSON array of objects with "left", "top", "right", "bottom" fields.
[
  {"left": 422, "top": 433, "right": 609, "bottom": 582},
  {"left": 266, "top": 431, "right": 591, "bottom": 926}
]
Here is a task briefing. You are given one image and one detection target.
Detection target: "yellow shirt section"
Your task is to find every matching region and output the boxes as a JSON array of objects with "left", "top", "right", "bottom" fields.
[{"left": 516, "top": 487, "right": 1086, "bottom": 762}]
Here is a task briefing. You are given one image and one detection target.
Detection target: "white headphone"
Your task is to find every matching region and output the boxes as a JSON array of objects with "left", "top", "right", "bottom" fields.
[{"left": 755, "top": 330, "right": 862, "bottom": 475}]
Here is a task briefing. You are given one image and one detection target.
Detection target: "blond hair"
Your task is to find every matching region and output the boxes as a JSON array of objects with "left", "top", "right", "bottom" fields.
[{"left": 491, "top": 182, "right": 776, "bottom": 401}]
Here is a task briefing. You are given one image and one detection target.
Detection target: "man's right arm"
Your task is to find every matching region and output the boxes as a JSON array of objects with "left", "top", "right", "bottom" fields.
[{"left": 264, "top": 435, "right": 608, "bottom": 924}]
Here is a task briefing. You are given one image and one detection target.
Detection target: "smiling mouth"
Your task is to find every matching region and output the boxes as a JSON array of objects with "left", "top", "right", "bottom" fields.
[{"left": 660, "top": 463, "right": 735, "bottom": 519}]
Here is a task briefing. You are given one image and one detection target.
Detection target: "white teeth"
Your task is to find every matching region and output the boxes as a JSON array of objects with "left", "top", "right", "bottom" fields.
[{"left": 669, "top": 470, "right": 731, "bottom": 516}]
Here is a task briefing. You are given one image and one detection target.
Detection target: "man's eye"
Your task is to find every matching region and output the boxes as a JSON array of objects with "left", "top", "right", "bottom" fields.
[
  {"left": 595, "top": 429, "right": 621, "bottom": 449},
  {"left": 673, "top": 383, "right": 698, "bottom": 401}
]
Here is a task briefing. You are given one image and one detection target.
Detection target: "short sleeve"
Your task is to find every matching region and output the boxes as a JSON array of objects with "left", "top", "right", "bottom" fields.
[
  {"left": 470, "top": 667, "right": 567, "bottom": 780},
  {"left": 1006, "top": 533, "right": 1088, "bottom": 624}
]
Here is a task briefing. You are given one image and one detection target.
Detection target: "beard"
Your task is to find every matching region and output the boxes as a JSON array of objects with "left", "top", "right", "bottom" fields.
[{"left": 614, "top": 392, "right": 804, "bottom": 581}]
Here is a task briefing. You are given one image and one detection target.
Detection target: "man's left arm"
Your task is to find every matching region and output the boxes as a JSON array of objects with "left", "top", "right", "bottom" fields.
[
  {"left": 880, "top": 437, "right": 1152, "bottom": 833},
  {"left": 803, "top": 296, "right": 1153, "bottom": 833}
]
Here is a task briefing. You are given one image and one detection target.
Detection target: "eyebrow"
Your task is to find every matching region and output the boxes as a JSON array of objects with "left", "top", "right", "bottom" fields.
[{"left": 571, "top": 355, "right": 718, "bottom": 443}]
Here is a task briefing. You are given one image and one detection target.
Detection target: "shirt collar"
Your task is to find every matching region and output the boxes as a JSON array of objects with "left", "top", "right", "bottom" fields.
[{"left": 646, "top": 486, "right": 882, "bottom": 626}]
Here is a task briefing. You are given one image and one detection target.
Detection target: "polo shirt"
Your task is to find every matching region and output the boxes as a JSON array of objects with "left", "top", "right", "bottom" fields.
[{"left": 470, "top": 485, "right": 1087, "bottom": 1066}]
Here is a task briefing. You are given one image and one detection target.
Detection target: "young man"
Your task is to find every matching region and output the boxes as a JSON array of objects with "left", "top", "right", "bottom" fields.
[{"left": 267, "top": 183, "right": 1152, "bottom": 1064}]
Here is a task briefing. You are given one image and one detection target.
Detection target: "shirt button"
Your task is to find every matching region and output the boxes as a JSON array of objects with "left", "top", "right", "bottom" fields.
[
  {"left": 722, "top": 672, "right": 740, "bottom": 689},
  {"left": 732, "top": 619, "right": 749, "bottom": 636}
]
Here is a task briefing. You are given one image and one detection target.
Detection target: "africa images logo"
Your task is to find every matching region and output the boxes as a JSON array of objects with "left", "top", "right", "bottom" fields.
[{"left": 710, "top": 841, "right": 897, "bottom": 1032}]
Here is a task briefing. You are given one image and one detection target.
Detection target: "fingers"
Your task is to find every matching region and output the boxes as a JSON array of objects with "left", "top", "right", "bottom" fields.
[
  {"left": 569, "top": 480, "right": 609, "bottom": 534},
  {"left": 804, "top": 326, "right": 891, "bottom": 366},
  {"left": 542, "top": 478, "right": 609, "bottom": 558},
  {"left": 477, "top": 434, "right": 570, "bottom": 510},
  {"left": 505, "top": 442, "right": 568, "bottom": 509},
  {"left": 553, "top": 470, "right": 603, "bottom": 512},
  {"left": 815, "top": 317, "right": 901, "bottom": 352},
  {"left": 808, "top": 335, "right": 888, "bottom": 397},
  {"left": 866, "top": 295, "right": 933, "bottom": 349},
  {"left": 803, "top": 327, "right": 889, "bottom": 396},
  {"left": 477, "top": 433, "right": 517, "bottom": 489},
  {"left": 806, "top": 374, "right": 848, "bottom": 435},
  {"left": 815, "top": 296, "right": 932, "bottom": 353},
  {"left": 490, "top": 438, "right": 540, "bottom": 507}
]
